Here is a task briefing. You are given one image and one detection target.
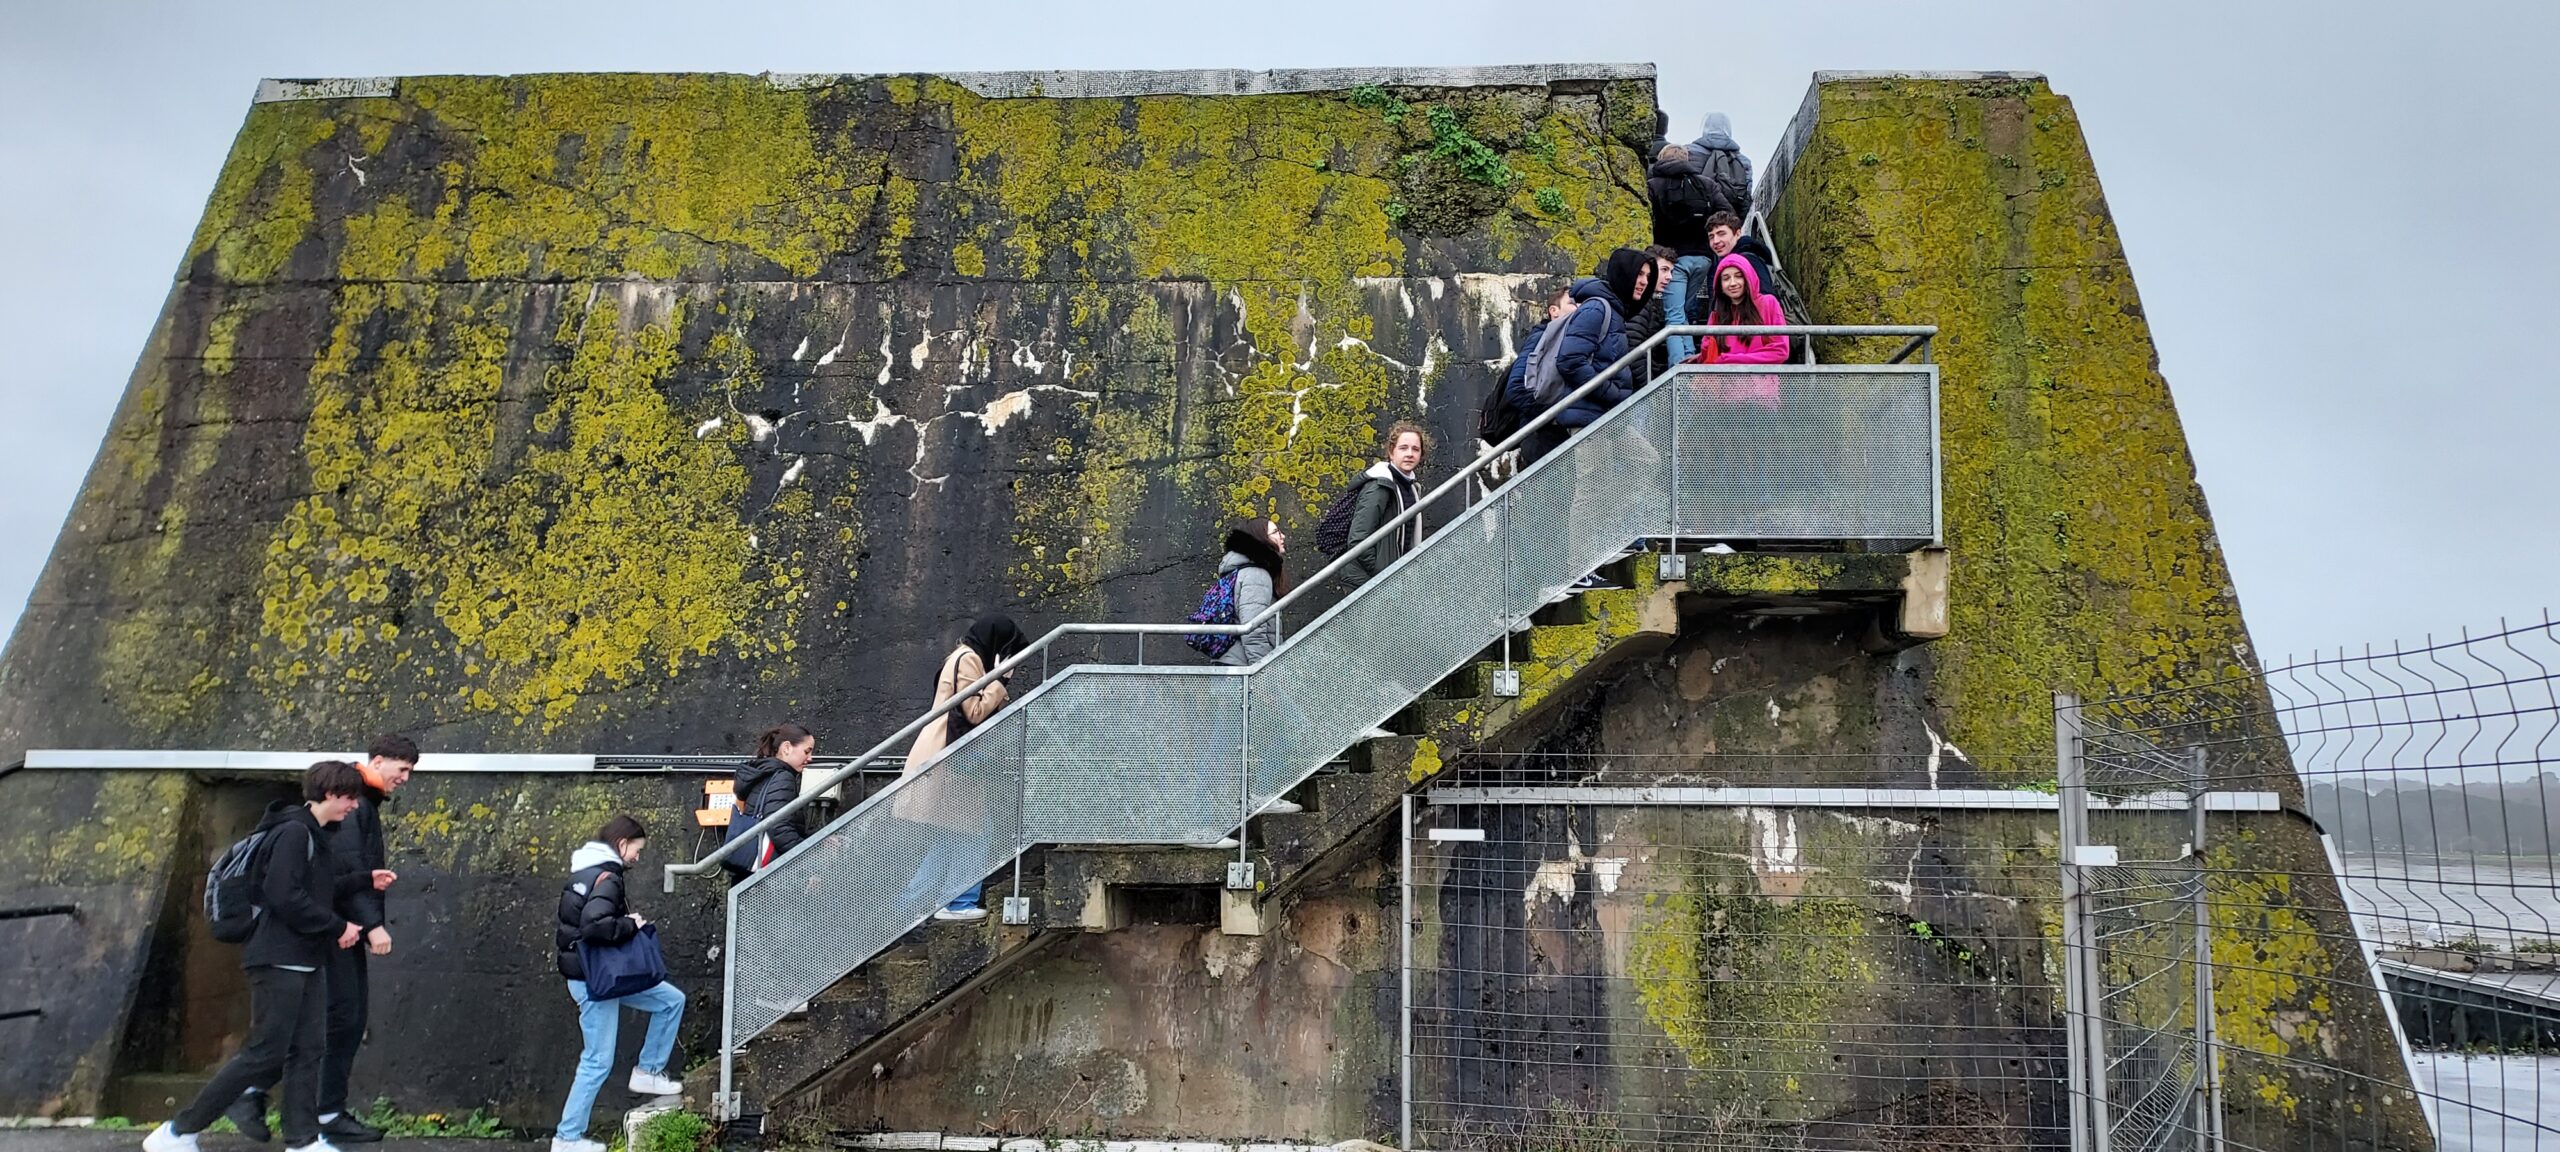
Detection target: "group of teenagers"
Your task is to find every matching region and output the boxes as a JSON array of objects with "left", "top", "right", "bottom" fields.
[
  {"left": 143, "top": 737, "right": 689, "bottom": 1152},
  {"left": 142, "top": 109, "right": 1784, "bottom": 1152}
]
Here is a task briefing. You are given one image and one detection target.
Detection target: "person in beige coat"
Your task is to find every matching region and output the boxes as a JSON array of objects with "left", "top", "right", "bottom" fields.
[{"left": 901, "top": 613, "right": 1029, "bottom": 921}]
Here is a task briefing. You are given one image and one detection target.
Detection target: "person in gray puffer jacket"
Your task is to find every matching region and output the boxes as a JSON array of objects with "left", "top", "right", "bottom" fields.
[{"left": 1215, "top": 518, "right": 1289, "bottom": 667}]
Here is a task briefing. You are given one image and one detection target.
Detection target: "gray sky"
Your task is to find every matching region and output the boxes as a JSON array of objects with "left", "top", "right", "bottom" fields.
[{"left": 2, "top": 1, "right": 2552, "bottom": 669}]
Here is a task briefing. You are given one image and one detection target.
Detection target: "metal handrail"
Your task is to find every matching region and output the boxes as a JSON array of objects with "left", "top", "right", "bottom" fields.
[{"left": 665, "top": 321, "right": 1935, "bottom": 890}]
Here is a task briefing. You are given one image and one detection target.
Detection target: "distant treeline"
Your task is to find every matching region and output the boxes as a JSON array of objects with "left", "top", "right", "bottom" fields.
[{"left": 2311, "top": 773, "right": 2560, "bottom": 857}]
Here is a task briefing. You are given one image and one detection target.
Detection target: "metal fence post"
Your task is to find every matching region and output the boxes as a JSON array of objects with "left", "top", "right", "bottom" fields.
[
  {"left": 2056, "top": 693, "right": 2112, "bottom": 1152},
  {"left": 1400, "top": 792, "right": 1415, "bottom": 1152},
  {"left": 2188, "top": 745, "right": 2226, "bottom": 1151}
]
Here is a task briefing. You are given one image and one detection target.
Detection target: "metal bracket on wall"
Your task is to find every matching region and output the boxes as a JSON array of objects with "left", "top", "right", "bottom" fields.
[
  {"left": 1657, "top": 553, "right": 1688, "bottom": 581},
  {"left": 1491, "top": 669, "right": 1521, "bottom": 698},
  {"left": 1000, "top": 895, "right": 1031, "bottom": 926},
  {"left": 1226, "top": 861, "right": 1257, "bottom": 890}
]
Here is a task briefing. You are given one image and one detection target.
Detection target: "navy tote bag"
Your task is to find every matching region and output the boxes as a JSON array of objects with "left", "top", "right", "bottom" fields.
[{"left": 578, "top": 923, "right": 669, "bottom": 1000}]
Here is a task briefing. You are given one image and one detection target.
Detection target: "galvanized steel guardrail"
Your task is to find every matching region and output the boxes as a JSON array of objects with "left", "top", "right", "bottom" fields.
[{"left": 679, "top": 321, "right": 1938, "bottom": 1116}]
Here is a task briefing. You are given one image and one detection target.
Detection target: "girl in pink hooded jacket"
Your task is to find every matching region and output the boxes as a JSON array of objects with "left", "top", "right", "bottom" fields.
[{"left": 1695, "top": 252, "right": 1790, "bottom": 409}]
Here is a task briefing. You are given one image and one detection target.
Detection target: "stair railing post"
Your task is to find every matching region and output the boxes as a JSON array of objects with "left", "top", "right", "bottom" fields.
[
  {"left": 719, "top": 885, "right": 740, "bottom": 1123},
  {"left": 2057, "top": 693, "right": 2112, "bottom": 1152},
  {"left": 1237, "top": 675, "right": 1252, "bottom": 865}
]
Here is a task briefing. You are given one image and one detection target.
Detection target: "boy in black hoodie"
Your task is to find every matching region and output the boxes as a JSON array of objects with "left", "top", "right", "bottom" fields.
[{"left": 149, "top": 761, "right": 388, "bottom": 1152}]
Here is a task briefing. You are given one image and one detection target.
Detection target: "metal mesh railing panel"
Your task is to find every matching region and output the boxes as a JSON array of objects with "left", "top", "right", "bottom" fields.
[
  {"left": 1670, "top": 366, "right": 1937, "bottom": 540},
  {"left": 727, "top": 715, "right": 1024, "bottom": 1039},
  {"left": 1022, "top": 670, "right": 1245, "bottom": 843}
]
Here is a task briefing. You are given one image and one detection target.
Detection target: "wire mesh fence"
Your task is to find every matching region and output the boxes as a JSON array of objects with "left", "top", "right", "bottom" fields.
[
  {"left": 1400, "top": 615, "right": 2554, "bottom": 1151},
  {"left": 2066, "top": 614, "right": 2560, "bottom": 1152},
  {"left": 1402, "top": 787, "right": 2072, "bottom": 1151}
]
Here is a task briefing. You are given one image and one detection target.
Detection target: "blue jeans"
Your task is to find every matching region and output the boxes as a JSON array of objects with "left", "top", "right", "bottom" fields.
[
  {"left": 557, "top": 978, "right": 686, "bottom": 1140},
  {"left": 1663, "top": 255, "right": 1713, "bottom": 363}
]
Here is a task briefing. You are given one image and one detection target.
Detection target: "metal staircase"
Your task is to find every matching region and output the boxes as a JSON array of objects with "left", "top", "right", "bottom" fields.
[{"left": 668, "top": 322, "right": 1942, "bottom": 1118}]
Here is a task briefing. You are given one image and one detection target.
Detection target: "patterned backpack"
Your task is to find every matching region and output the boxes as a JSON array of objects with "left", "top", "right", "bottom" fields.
[{"left": 1183, "top": 571, "right": 1242, "bottom": 658}]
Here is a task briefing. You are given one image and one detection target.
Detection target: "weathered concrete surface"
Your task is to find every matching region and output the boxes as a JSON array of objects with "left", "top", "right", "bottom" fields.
[
  {"left": 0, "top": 65, "right": 1654, "bottom": 1123},
  {"left": 0, "top": 68, "right": 1654, "bottom": 761}
]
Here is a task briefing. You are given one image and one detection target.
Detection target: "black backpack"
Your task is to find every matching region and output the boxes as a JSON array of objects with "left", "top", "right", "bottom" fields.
[
  {"left": 1313, "top": 477, "right": 1378, "bottom": 559},
  {"left": 1477, "top": 371, "right": 1529, "bottom": 446},
  {"left": 206, "top": 823, "right": 309, "bottom": 944},
  {"left": 1698, "top": 147, "right": 1751, "bottom": 214}
]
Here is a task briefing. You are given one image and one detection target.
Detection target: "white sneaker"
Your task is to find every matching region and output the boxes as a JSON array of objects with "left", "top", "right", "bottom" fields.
[
  {"left": 146, "top": 1123, "right": 201, "bottom": 1152},
  {"left": 932, "top": 905, "right": 989, "bottom": 922},
  {"left": 1702, "top": 542, "right": 1736, "bottom": 554},
  {"left": 284, "top": 1140, "right": 342, "bottom": 1152},
  {"left": 552, "top": 1139, "right": 609, "bottom": 1152},
  {"left": 1258, "top": 798, "right": 1304, "bottom": 815},
  {"left": 628, "top": 1067, "right": 684, "bottom": 1095},
  {"left": 1186, "top": 836, "right": 1242, "bottom": 850},
  {"left": 1358, "top": 726, "right": 1395, "bottom": 740}
]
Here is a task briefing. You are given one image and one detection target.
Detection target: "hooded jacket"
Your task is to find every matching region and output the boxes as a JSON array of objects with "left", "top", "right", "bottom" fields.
[
  {"left": 555, "top": 841, "right": 637, "bottom": 981},
  {"left": 1695, "top": 254, "right": 1791, "bottom": 410},
  {"left": 1343, "top": 460, "right": 1422, "bottom": 585},
  {"left": 1647, "top": 148, "right": 1741, "bottom": 257},
  {"left": 730, "top": 757, "right": 807, "bottom": 865},
  {"left": 1505, "top": 277, "right": 1636, "bottom": 430},
  {"left": 241, "top": 801, "right": 362, "bottom": 971},
  {"left": 1691, "top": 113, "right": 1754, "bottom": 204}
]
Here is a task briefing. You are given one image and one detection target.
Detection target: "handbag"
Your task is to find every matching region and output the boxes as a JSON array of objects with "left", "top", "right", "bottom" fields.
[{"left": 578, "top": 923, "right": 668, "bottom": 1000}]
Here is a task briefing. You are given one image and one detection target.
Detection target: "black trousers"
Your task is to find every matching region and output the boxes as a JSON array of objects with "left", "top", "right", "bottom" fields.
[
  {"left": 318, "top": 947, "right": 367, "bottom": 1114},
  {"left": 236, "top": 945, "right": 367, "bottom": 1115},
  {"left": 175, "top": 966, "right": 326, "bottom": 1144}
]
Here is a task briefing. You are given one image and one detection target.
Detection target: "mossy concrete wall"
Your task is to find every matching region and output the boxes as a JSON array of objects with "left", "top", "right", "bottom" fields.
[
  {"left": 0, "top": 65, "right": 1654, "bottom": 1122},
  {"left": 807, "top": 73, "right": 2421, "bottom": 1147},
  {"left": 0, "top": 67, "right": 1652, "bottom": 759},
  {"left": 0, "top": 767, "right": 731, "bottom": 1123}
]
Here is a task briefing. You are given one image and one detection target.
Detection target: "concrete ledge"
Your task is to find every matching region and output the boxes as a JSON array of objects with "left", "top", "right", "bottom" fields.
[{"left": 255, "top": 64, "right": 1657, "bottom": 104}]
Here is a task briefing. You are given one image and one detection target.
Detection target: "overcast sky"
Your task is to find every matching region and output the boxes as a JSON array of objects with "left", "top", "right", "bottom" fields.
[{"left": 2, "top": 1, "right": 2552, "bottom": 670}]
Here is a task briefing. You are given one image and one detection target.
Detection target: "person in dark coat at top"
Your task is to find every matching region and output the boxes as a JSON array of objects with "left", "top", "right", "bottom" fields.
[
  {"left": 1505, "top": 247, "right": 1655, "bottom": 464},
  {"left": 725, "top": 723, "right": 814, "bottom": 877}
]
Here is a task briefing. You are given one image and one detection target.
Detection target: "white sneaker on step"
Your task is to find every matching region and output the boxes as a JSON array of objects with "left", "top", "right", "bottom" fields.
[
  {"left": 932, "top": 905, "right": 990, "bottom": 922},
  {"left": 629, "top": 1067, "right": 684, "bottom": 1095},
  {"left": 1258, "top": 798, "right": 1304, "bottom": 815},
  {"left": 551, "top": 1139, "right": 608, "bottom": 1152},
  {"left": 1186, "top": 836, "right": 1242, "bottom": 850},
  {"left": 1358, "top": 726, "right": 1395, "bottom": 740},
  {"left": 145, "top": 1123, "right": 200, "bottom": 1152},
  {"left": 1702, "top": 542, "right": 1736, "bottom": 554}
]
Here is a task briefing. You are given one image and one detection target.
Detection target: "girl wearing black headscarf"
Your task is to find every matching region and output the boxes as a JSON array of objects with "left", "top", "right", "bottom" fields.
[{"left": 901, "top": 613, "right": 1029, "bottom": 922}]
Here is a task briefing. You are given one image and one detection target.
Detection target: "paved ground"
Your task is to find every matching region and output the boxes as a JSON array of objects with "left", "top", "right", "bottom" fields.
[{"left": 0, "top": 1132, "right": 530, "bottom": 1152}]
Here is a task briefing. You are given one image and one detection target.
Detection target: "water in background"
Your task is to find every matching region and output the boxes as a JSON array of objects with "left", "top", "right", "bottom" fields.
[{"left": 2343, "top": 856, "right": 2560, "bottom": 1149}]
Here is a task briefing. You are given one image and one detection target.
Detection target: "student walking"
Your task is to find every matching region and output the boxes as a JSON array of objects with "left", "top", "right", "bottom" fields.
[
  {"left": 904, "top": 615, "right": 1030, "bottom": 921},
  {"left": 148, "top": 762, "right": 386, "bottom": 1152},
  {"left": 726, "top": 724, "right": 814, "bottom": 878},
  {"left": 1341, "top": 423, "right": 1430, "bottom": 585},
  {"left": 1214, "top": 520, "right": 1290, "bottom": 668},
  {"left": 550, "top": 816, "right": 685, "bottom": 1152},
  {"left": 220, "top": 736, "right": 417, "bottom": 1145},
  {"left": 1505, "top": 249, "right": 1653, "bottom": 466}
]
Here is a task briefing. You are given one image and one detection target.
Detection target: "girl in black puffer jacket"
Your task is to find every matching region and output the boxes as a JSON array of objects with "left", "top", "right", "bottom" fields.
[
  {"left": 549, "top": 816, "right": 685, "bottom": 1152},
  {"left": 723, "top": 723, "right": 815, "bottom": 878}
]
